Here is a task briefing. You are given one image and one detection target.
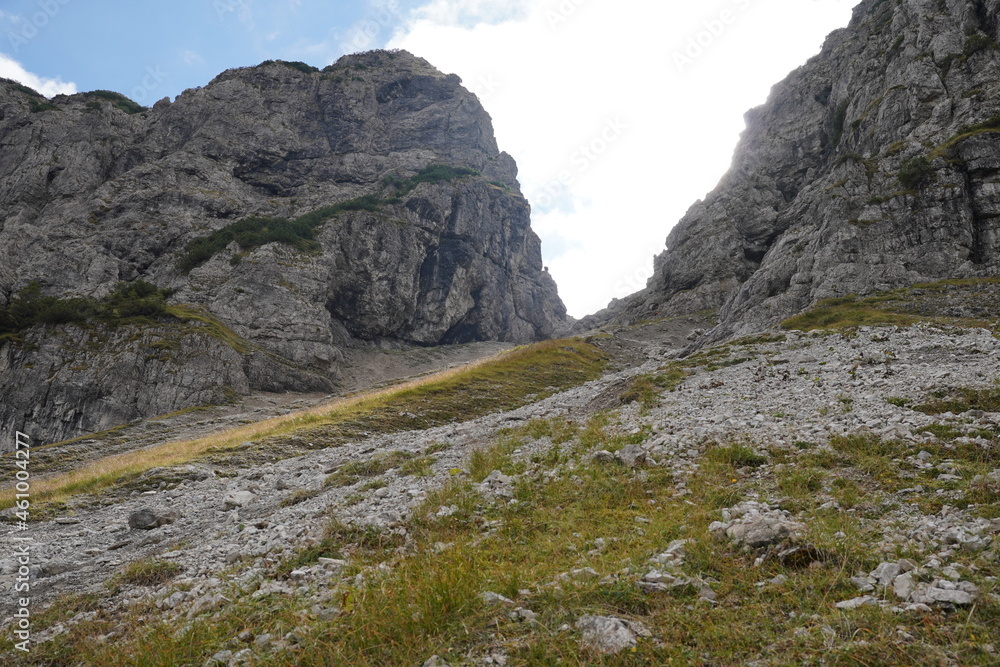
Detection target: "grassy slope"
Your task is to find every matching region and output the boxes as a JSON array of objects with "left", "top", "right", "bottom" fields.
[
  {"left": 781, "top": 277, "right": 1000, "bottom": 332},
  {"left": 8, "top": 281, "right": 1000, "bottom": 664},
  {"left": 0, "top": 339, "right": 606, "bottom": 509},
  {"left": 15, "top": 413, "right": 999, "bottom": 665}
]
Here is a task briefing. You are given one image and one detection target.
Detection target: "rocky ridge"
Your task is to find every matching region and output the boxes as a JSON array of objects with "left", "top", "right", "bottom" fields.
[
  {"left": 591, "top": 0, "right": 1000, "bottom": 340},
  {"left": 0, "top": 50, "right": 565, "bottom": 443}
]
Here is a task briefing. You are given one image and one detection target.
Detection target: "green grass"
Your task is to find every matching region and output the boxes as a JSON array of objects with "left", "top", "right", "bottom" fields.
[
  {"left": 13, "top": 414, "right": 1000, "bottom": 665},
  {"left": 176, "top": 196, "right": 383, "bottom": 272},
  {"left": 28, "top": 98, "right": 58, "bottom": 113},
  {"left": 325, "top": 450, "right": 414, "bottom": 487},
  {"left": 108, "top": 559, "right": 184, "bottom": 590},
  {"left": 265, "top": 339, "right": 607, "bottom": 457},
  {"left": 706, "top": 442, "right": 768, "bottom": 469},
  {"left": 163, "top": 304, "right": 252, "bottom": 354},
  {"left": 897, "top": 155, "right": 934, "bottom": 189},
  {"left": 0, "top": 280, "right": 173, "bottom": 337},
  {"left": 83, "top": 90, "right": 145, "bottom": 114},
  {"left": 178, "top": 163, "right": 486, "bottom": 271},
  {"left": 380, "top": 163, "right": 481, "bottom": 197},
  {"left": 3, "top": 78, "right": 43, "bottom": 97},
  {"left": 620, "top": 370, "right": 686, "bottom": 409},
  {"left": 914, "top": 385, "right": 1000, "bottom": 415},
  {"left": 399, "top": 456, "right": 437, "bottom": 477},
  {"left": 782, "top": 295, "right": 921, "bottom": 331},
  {"left": 0, "top": 338, "right": 604, "bottom": 511},
  {"left": 277, "top": 488, "right": 321, "bottom": 508},
  {"left": 781, "top": 278, "right": 1000, "bottom": 332},
  {"left": 259, "top": 59, "right": 320, "bottom": 74}
]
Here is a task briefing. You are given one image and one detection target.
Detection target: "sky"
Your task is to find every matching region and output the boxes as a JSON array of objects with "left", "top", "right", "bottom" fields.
[{"left": 1, "top": 0, "right": 860, "bottom": 318}]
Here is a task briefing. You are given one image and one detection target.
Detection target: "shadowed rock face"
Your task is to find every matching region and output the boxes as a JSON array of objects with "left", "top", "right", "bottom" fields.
[
  {"left": 0, "top": 50, "right": 566, "bottom": 443},
  {"left": 594, "top": 0, "right": 1000, "bottom": 339}
]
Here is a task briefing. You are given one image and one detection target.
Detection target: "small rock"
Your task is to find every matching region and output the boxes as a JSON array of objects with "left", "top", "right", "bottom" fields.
[
  {"left": 127, "top": 509, "right": 180, "bottom": 531},
  {"left": 510, "top": 607, "right": 538, "bottom": 623},
  {"left": 564, "top": 567, "right": 600, "bottom": 582},
  {"left": 912, "top": 580, "right": 978, "bottom": 606},
  {"left": 479, "top": 471, "right": 515, "bottom": 499},
  {"left": 481, "top": 591, "right": 515, "bottom": 606},
  {"left": 836, "top": 596, "right": 878, "bottom": 610},
  {"left": 423, "top": 657, "right": 449, "bottom": 667},
  {"left": 222, "top": 490, "right": 255, "bottom": 510},
  {"left": 850, "top": 576, "right": 875, "bottom": 593},
  {"left": 615, "top": 445, "right": 648, "bottom": 468},
  {"left": 204, "top": 650, "right": 233, "bottom": 666},
  {"left": 893, "top": 573, "right": 915, "bottom": 600},
  {"left": 318, "top": 558, "right": 348, "bottom": 574},
  {"left": 698, "top": 585, "right": 718, "bottom": 602},
  {"left": 872, "top": 562, "right": 901, "bottom": 587},
  {"left": 575, "top": 615, "right": 641, "bottom": 655},
  {"left": 726, "top": 516, "right": 797, "bottom": 548},
  {"left": 592, "top": 450, "right": 615, "bottom": 464}
]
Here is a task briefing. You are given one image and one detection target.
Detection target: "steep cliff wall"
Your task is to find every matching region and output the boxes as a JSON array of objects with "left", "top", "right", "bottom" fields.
[
  {"left": 601, "top": 0, "right": 1000, "bottom": 339},
  {"left": 0, "top": 50, "right": 565, "bottom": 442}
]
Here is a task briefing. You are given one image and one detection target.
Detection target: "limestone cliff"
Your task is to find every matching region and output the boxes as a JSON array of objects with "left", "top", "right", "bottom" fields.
[
  {"left": 599, "top": 0, "right": 1000, "bottom": 339},
  {"left": 0, "top": 50, "right": 565, "bottom": 443}
]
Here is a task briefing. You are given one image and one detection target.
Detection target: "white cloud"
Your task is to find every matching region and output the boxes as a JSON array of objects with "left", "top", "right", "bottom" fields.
[
  {"left": 0, "top": 53, "right": 75, "bottom": 97},
  {"left": 389, "top": 0, "right": 859, "bottom": 317},
  {"left": 409, "top": 0, "right": 533, "bottom": 25},
  {"left": 181, "top": 50, "right": 204, "bottom": 65}
]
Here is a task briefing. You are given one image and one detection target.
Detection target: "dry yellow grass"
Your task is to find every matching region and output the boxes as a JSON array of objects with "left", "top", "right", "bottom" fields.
[
  {"left": 0, "top": 352, "right": 504, "bottom": 508},
  {"left": 2, "top": 339, "right": 605, "bottom": 508}
]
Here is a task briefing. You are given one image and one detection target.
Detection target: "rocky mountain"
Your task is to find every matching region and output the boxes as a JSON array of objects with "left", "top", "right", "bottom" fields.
[
  {"left": 596, "top": 0, "right": 1000, "bottom": 339},
  {"left": 0, "top": 50, "right": 566, "bottom": 443}
]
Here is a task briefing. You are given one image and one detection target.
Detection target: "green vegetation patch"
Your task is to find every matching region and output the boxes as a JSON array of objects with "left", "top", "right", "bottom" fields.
[
  {"left": 108, "top": 559, "right": 183, "bottom": 590},
  {"left": 897, "top": 155, "right": 934, "bottom": 189},
  {"left": 178, "top": 164, "right": 483, "bottom": 272},
  {"left": 914, "top": 385, "right": 1000, "bottom": 416},
  {"left": 28, "top": 98, "right": 58, "bottom": 113},
  {"left": 325, "top": 450, "right": 415, "bottom": 487},
  {"left": 83, "top": 90, "right": 145, "bottom": 114},
  {"left": 620, "top": 370, "right": 686, "bottom": 409},
  {"left": 381, "top": 163, "right": 481, "bottom": 197},
  {"left": 3, "top": 78, "right": 42, "bottom": 97},
  {"left": 259, "top": 59, "right": 320, "bottom": 74},
  {"left": 265, "top": 339, "right": 607, "bottom": 452},
  {"left": 15, "top": 413, "right": 1000, "bottom": 665},
  {"left": 176, "top": 196, "right": 382, "bottom": 272},
  {"left": 781, "top": 278, "right": 1000, "bottom": 332},
  {"left": 0, "top": 280, "right": 173, "bottom": 340}
]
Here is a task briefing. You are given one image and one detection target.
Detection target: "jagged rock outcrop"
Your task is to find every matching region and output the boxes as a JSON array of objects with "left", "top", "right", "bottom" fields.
[
  {"left": 598, "top": 0, "right": 1000, "bottom": 339},
  {"left": 0, "top": 50, "right": 565, "bottom": 443}
]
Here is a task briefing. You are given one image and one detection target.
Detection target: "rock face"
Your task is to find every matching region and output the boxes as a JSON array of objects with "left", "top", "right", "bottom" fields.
[
  {"left": 601, "top": 0, "right": 1000, "bottom": 338},
  {"left": 0, "top": 50, "right": 565, "bottom": 443}
]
